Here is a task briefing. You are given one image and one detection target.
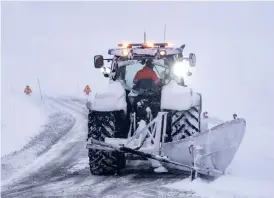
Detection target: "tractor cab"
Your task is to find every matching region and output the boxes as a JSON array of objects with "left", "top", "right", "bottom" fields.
[
  {"left": 94, "top": 41, "right": 196, "bottom": 93},
  {"left": 93, "top": 41, "right": 197, "bottom": 123}
]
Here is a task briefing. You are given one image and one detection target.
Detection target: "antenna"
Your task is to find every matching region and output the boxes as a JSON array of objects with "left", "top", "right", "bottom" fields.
[
  {"left": 164, "top": 24, "right": 166, "bottom": 42},
  {"left": 144, "top": 31, "right": 146, "bottom": 43}
]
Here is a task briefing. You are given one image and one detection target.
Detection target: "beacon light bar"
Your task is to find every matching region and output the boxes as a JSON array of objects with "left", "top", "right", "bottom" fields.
[{"left": 118, "top": 42, "right": 174, "bottom": 48}]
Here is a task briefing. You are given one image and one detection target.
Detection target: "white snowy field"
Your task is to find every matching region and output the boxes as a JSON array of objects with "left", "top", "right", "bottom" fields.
[
  {"left": 2, "top": 1, "right": 274, "bottom": 198},
  {"left": 1, "top": 85, "right": 274, "bottom": 198},
  {"left": 0, "top": 87, "right": 96, "bottom": 158},
  {"left": 2, "top": 86, "right": 274, "bottom": 198},
  {"left": 0, "top": 80, "right": 92, "bottom": 157},
  {"left": 1, "top": 92, "right": 46, "bottom": 157}
]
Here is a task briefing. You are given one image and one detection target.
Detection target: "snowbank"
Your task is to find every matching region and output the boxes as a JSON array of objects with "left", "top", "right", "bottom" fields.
[
  {"left": 165, "top": 123, "right": 274, "bottom": 198},
  {"left": 1, "top": 92, "right": 47, "bottom": 157},
  {"left": 166, "top": 176, "right": 274, "bottom": 198}
]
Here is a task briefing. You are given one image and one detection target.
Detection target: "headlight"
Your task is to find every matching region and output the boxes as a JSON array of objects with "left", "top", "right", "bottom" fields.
[
  {"left": 122, "top": 49, "right": 129, "bottom": 56},
  {"left": 172, "top": 60, "right": 190, "bottom": 78},
  {"left": 159, "top": 50, "right": 166, "bottom": 56}
]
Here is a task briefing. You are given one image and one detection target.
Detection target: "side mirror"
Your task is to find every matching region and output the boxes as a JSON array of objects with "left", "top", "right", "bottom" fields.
[
  {"left": 180, "top": 44, "right": 186, "bottom": 50},
  {"left": 189, "top": 53, "right": 196, "bottom": 67},
  {"left": 94, "top": 55, "right": 104, "bottom": 68},
  {"left": 233, "top": 113, "right": 238, "bottom": 120}
]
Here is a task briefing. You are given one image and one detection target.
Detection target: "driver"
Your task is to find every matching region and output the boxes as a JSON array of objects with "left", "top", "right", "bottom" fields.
[{"left": 133, "top": 59, "right": 161, "bottom": 87}]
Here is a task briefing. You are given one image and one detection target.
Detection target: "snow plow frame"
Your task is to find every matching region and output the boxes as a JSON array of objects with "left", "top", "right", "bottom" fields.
[
  {"left": 86, "top": 111, "right": 228, "bottom": 180},
  {"left": 87, "top": 112, "right": 168, "bottom": 155}
]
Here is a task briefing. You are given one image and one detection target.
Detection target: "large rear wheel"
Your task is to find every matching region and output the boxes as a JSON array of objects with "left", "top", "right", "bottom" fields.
[
  {"left": 164, "top": 105, "right": 201, "bottom": 142},
  {"left": 87, "top": 110, "right": 126, "bottom": 175}
]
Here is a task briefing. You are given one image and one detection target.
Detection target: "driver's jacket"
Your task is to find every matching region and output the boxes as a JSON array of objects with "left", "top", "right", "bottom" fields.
[{"left": 133, "top": 66, "right": 160, "bottom": 85}]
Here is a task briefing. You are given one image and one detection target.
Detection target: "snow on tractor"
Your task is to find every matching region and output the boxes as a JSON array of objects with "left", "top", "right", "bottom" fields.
[{"left": 86, "top": 40, "right": 246, "bottom": 180}]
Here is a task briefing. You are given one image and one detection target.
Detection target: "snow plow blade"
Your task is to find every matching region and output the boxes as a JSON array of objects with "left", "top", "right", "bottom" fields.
[{"left": 86, "top": 138, "right": 224, "bottom": 177}]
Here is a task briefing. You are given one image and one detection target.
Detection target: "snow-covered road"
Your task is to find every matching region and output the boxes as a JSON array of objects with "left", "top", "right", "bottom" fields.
[
  {"left": 2, "top": 97, "right": 274, "bottom": 198},
  {"left": 1, "top": 97, "right": 193, "bottom": 198}
]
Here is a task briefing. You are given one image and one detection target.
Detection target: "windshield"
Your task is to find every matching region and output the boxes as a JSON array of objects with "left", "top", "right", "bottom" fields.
[{"left": 117, "top": 60, "right": 167, "bottom": 90}]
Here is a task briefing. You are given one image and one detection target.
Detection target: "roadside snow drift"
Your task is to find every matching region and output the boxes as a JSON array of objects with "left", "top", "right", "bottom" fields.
[{"left": 1, "top": 92, "right": 47, "bottom": 157}]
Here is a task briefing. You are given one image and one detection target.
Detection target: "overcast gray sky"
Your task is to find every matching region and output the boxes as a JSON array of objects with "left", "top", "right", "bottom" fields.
[{"left": 2, "top": 1, "right": 274, "bottom": 127}]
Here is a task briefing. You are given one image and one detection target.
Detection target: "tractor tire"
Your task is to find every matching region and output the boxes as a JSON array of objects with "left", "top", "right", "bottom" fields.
[
  {"left": 87, "top": 110, "right": 126, "bottom": 175},
  {"left": 165, "top": 105, "right": 201, "bottom": 142},
  {"left": 171, "top": 106, "right": 200, "bottom": 140}
]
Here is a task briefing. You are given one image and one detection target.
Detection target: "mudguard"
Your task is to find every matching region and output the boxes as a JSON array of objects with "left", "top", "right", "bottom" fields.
[
  {"left": 161, "top": 80, "right": 200, "bottom": 111},
  {"left": 92, "top": 81, "right": 127, "bottom": 112}
]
